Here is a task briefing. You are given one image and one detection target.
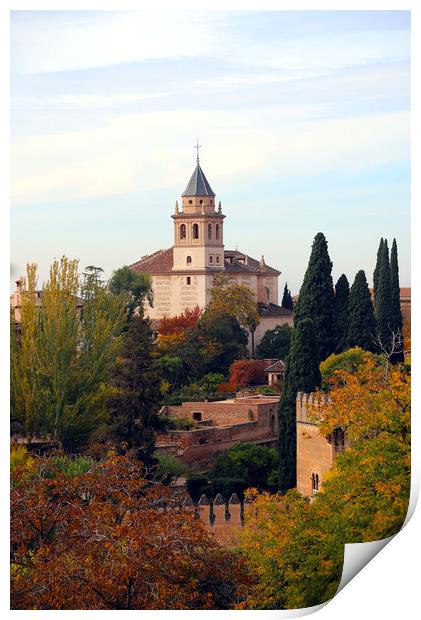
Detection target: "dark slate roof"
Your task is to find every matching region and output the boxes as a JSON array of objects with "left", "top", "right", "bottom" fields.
[
  {"left": 258, "top": 302, "right": 293, "bottom": 318},
  {"left": 182, "top": 164, "right": 215, "bottom": 197}
]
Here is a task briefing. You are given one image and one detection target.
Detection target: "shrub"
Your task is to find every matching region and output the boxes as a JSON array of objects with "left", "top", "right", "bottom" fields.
[{"left": 155, "top": 453, "right": 188, "bottom": 483}]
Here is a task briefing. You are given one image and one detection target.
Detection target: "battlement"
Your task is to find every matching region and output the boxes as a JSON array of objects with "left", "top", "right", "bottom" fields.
[
  {"left": 296, "top": 391, "right": 331, "bottom": 424},
  {"left": 183, "top": 492, "right": 251, "bottom": 546}
]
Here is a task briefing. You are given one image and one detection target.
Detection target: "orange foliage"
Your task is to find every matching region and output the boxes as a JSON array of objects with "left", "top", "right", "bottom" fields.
[
  {"left": 217, "top": 382, "right": 237, "bottom": 394},
  {"left": 228, "top": 359, "right": 266, "bottom": 389},
  {"left": 158, "top": 306, "right": 201, "bottom": 336},
  {"left": 11, "top": 453, "right": 250, "bottom": 610}
]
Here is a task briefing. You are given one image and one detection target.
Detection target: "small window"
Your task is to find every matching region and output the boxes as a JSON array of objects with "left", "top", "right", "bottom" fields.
[
  {"left": 193, "top": 223, "right": 199, "bottom": 239},
  {"left": 216, "top": 255, "right": 220, "bottom": 264},
  {"left": 208, "top": 223, "right": 212, "bottom": 239},
  {"left": 186, "top": 256, "right": 192, "bottom": 265},
  {"left": 180, "top": 224, "right": 186, "bottom": 240},
  {"left": 189, "top": 200, "right": 193, "bottom": 204},
  {"left": 311, "top": 473, "right": 319, "bottom": 494},
  {"left": 199, "top": 199, "right": 203, "bottom": 204},
  {"left": 192, "top": 411, "right": 202, "bottom": 421},
  {"left": 215, "top": 224, "right": 220, "bottom": 240},
  {"left": 209, "top": 256, "right": 213, "bottom": 264},
  {"left": 186, "top": 277, "right": 191, "bottom": 285}
]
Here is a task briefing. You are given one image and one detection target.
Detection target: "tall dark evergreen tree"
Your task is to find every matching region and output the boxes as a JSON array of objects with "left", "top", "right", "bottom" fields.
[
  {"left": 347, "top": 270, "right": 376, "bottom": 352},
  {"left": 281, "top": 283, "right": 293, "bottom": 310},
  {"left": 294, "top": 232, "right": 336, "bottom": 360},
  {"left": 278, "top": 318, "right": 321, "bottom": 494},
  {"left": 376, "top": 239, "right": 393, "bottom": 353},
  {"left": 108, "top": 316, "right": 161, "bottom": 464},
  {"left": 334, "top": 274, "right": 350, "bottom": 353},
  {"left": 390, "top": 238, "right": 404, "bottom": 363},
  {"left": 373, "top": 237, "right": 384, "bottom": 315}
]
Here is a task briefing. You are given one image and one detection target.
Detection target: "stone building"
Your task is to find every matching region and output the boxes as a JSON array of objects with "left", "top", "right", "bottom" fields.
[
  {"left": 156, "top": 394, "right": 280, "bottom": 470},
  {"left": 130, "top": 155, "right": 292, "bottom": 349},
  {"left": 296, "top": 391, "right": 348, "bottom": 497}
]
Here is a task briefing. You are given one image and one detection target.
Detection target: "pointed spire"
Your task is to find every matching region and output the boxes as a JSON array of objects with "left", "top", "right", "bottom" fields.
[
  {"left": 218, "top": 201, "right": 222, "bottom": 213},
  {"left": 175, "top": 200, "right": 179, "bottom": 214},
  {"left": 259, "top": 255, "right": 266, "bottom": 271}
]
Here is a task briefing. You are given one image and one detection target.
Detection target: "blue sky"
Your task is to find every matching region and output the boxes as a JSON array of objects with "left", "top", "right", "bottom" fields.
[{"left": 10, "top": 10, "right": 410, "bottom": 293}]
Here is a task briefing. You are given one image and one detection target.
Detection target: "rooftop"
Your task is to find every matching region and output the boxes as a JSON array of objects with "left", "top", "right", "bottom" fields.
[{"left": 182, "top": 163, "right": 215, "bottom": 197}]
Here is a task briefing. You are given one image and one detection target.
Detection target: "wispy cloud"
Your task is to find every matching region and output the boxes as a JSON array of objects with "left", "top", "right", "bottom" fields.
[{"left": 13, "top": 92, "right": 169, "bottom": 109}]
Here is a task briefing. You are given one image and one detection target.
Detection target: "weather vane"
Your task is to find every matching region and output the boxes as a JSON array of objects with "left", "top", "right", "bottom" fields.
[{"left": 195, "top": 139, "right": 201, "bottom": 164}]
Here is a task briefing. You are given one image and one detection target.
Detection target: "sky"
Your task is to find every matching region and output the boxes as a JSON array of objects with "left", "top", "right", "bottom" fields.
[{"left": 10, "top": 10, "right": 410, "bottom": 294}]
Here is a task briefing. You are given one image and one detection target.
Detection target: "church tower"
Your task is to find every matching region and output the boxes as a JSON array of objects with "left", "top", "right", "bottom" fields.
[{"left": 172, "top": 148, "right": 225, "bottom": 273}]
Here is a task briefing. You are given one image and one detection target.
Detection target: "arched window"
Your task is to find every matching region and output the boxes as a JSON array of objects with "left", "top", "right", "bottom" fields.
[
  {"left": 215, "top": 224, "right": 220, "bottom": 240},
  {"left": 180, "top": 224, "right": 186, "bottom": 240},
  {"left": 311, "top": 473, "right": 319, "bottom": 494},
  {"left": 193, "top": 223, "right": 199, "bottom": 239},
  {"left": 186, "top": 256, "right": 192, "bottom": 265},
  {"left": 208, "top": 223, "right": 212, "bottom": 240}
]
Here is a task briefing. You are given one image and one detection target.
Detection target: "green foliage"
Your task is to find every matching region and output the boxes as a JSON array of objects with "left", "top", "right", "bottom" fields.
[
  {"left": 108, "top": 265, "right": 153, "bottom": 320},
  {"left": 155, "top": 453, "right": 188, "bottom": 483},
  {"left": 373, "top": 237, "right": 384, "bottom": 311},
  {"left": 10, "top": 258, "right": 126, "bottom": 450},
  {"left": 48, "top": 455, "right": 94, "bottom": 479},
  {"left": 390, "top": 239, "right": 404, "bottom": 363},
  {"left": 106, "top": 316, "right": 161, "bottom": 464},
  {"left": 294, "top": 232, "right": 336, "bottom": 360},
  {"left": 320, "top": 347, "right": 383, "bottom": 390},
  {"left": 209, "top": 443, "right": 278, "bottom": 492},
  {"left": 209, "top": 477, "right": 248, "bottom": 501},
  {"left": 199, "top": 372, "right": 226, "bottom": 392},
  {"left": 158, "top": 415, "right": 195, "bottom": 430},
  {"left": 278, "top": 318, "right": 321, "bottom": 494},
  {"left": 281, "top": 283, "right": 293, "bottom": 310},
  {"left": 153, "top": 355, "right": 184, "bottom": 389},
  {"left": 334, "top": 274, "right": 349, "bottom": 353},
  {"left": 375, "top": 239, "right": 392, "bottom": 350},
  {"left": 346, "top": 270, "right": 376, "bottom": 352},
  {"left": 256, "top": 324, "right": 292, "bottom": 359}
]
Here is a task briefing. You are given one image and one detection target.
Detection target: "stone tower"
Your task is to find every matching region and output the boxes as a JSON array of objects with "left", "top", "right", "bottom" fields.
[{"left": 172, "top": 154, "right": 225, "bottom": 273}]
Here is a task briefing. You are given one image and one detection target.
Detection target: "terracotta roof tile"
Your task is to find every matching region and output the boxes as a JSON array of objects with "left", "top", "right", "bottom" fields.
[{"left": 130, "top": 248, "right": 174, "bottom": 274}]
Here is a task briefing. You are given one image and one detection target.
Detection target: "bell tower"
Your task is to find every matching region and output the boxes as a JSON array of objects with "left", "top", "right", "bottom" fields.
[{"left": 172, "top": 145, "right": 225, "bottom": 272}]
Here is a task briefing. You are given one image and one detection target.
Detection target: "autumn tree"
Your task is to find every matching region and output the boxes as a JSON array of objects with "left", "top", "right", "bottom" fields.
[
  {"left": 228, "top": 359, "right": 266, "bottom": 388},
  {"left": 10, "top": 258, "right": 126, "bottom": 449},
  {"left": 278, "top": 318, "right": 321, "bottom": 494},
  {"left": 256, "top": 324, "right": 292, "bottom": 359},
  {"left": 293, "top": 233, "right": 336, "bottom": 360},
  {"left": 158, "top": 306, "right": 202, "bottom": 336},
  {"left": 240, "top": 357, "right": 410, "bottom": 610},
  {"left": 11, "top": 453, "right": 250, "bottom": 610},
  {"left": 334, "top": 274, "right": 349, "bottom": 352},
  {"left": 346, "top": 270, "right": 376, "bottom": 352}
]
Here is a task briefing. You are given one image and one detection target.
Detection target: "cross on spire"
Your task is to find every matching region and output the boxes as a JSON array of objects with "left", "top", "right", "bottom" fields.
[{"left": 195, "top": 139, "right": 201, "bottom": 164}]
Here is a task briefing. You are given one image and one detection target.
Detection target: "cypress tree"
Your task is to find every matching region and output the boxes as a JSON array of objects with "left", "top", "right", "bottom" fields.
[
  {"left": 390, "top": 238, "right": 404, "bottom": 363},
  {"left": 373, "top": 237, "right": 384, "bottom": 315},
  {"left": 347, "top": 270, "right": 376, "bottom": 351},
  {"left": 294, "top": 232, "right": 336, "bottom": 360},
  {"left": 334, "top": 274, "right": 350, "bottom": 353},
  {"left": 108, "top": 316, "right": 161, "bottom": 464},
  {"left": 281, "top": 283, "right": 293, "bottom": 310},
  {"left": 376, "top": 239, "right": 393, "bottom": 353},
  {"left": 278, "top": 318, "right": 321, "bottom": 494}
]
